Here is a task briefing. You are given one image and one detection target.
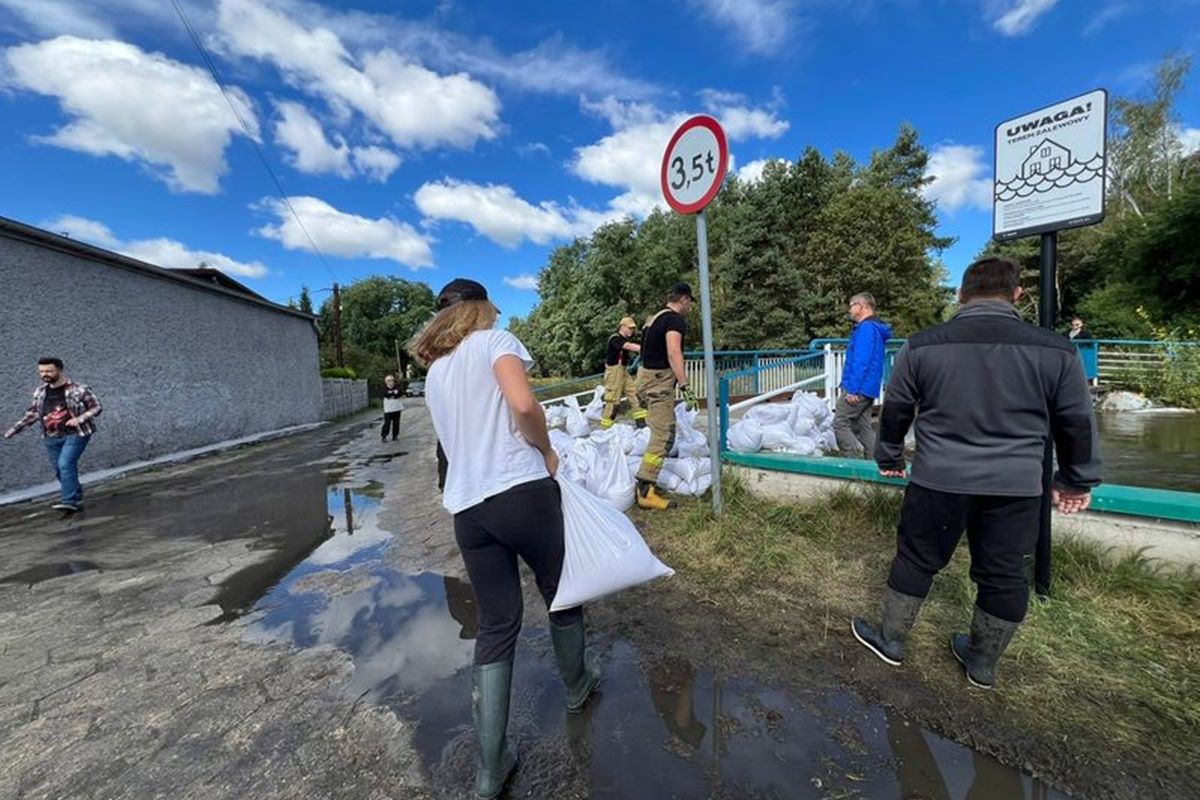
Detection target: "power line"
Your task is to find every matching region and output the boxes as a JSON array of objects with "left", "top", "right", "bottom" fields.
[{"left": 169, "top": 0, "right": 338, "bottom": 284}]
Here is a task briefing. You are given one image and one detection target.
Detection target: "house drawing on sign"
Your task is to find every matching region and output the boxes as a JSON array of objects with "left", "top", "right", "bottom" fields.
[{"left": 1023, "top": 139, "right": 1071, "bottom": 177}]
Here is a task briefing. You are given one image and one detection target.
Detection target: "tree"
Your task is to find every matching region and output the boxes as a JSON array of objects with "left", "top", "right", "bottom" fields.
[{"left": 298, "top": 285, "right": 314, "bottom": 315}]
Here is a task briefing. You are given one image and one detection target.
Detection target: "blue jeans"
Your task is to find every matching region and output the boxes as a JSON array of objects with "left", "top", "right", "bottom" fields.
[{"left": 45, "top": 434, "right": 90, "bottom": 506}]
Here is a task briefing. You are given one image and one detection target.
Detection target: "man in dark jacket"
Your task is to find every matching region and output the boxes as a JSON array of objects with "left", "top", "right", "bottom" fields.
[
  {"left": 851, "top": 257, "right": 1101, "bottom": 690},
  {"left": 835, "top": 293, "right": 893, "bottom": 458}
]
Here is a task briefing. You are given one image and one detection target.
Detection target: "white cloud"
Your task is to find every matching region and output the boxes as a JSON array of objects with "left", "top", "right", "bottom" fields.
[
  {"left": 43, "top": 214, "right": 269, "bottom": 278},
  {"left": 274, "top": 101, "right": 352, "bottom": 177},
  {"left": 737, "top": 158, "right": 771, "bottom": 183},
  {"left": 415, "top": 179, "right": 597, "bottom": 248},
  {"left": 351, "top": 146, "right": 402, "bottom": 182},
  {"left": 2, "top": 36, "right": 256, "bottom": 194},
  {"left": 257, "top": 196, "right": 434, "bottom": 269},
  {"left": 991, "top": 0, "right": 1059, "bottom": 37},
  {"left": 517, "top": 142, "right": 551, "bottom": 158},
  {"left": 717, "top": 106, "right": 789, "bottom": 139},
  {"left": 215, "top": 0, "right": 500, "bottom": 151},
  {"left": 1083, "top": 2, "right": 1134, "bottom": 36},
  {"left": 504, "top": 274, "right": 540, "bottom": 291},
  {"left": 688, "top": 0, "right": 794, "bottom": 56},
  {"left": 1179, "top": 127, "right": 1200, "bottom": 155},
  {"left": 923, "top": 143, "right": 993, "bottom": 213},
  {"left": 0, "top": 0, "right": 172, "bottom": 38}
]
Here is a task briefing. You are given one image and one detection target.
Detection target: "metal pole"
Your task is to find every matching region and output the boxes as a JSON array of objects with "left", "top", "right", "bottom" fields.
[
  {"left": 695, "top": 210, "right": 723, "bottom": 515},
  {"left": 332, "top": 282, "right": 345, "bottom": 368},
  {"left": 1035, "top": 231, "right": 1057, "bottom": 597}
]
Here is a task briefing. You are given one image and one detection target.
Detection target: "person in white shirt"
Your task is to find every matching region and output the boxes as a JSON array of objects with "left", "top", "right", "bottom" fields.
[
  {"left": 410, "top": 278, "right": 600, "bottom": 800},
  {"left": 380, "top": 374, "right": 405, "bottom": 442}
]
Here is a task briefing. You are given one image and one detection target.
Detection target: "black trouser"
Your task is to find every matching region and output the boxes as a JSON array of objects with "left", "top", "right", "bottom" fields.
[
  {"left": 381, "top": 411, "right": 402, "bottom": 440},
  {"left": 454, "top": 478, "right": 582, "bottom": 665},
  {"left": 887, "top": 483, "right": 1040, "bottom": 623}
]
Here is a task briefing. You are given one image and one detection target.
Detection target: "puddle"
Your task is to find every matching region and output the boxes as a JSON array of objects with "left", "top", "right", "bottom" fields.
[
  {"left": 364, "top": 451, "right": 410, "bottom": 465},
  {"left": 239, "top": 542, "right": 1075, "bottom": 800},
  {"left": 1, "top": 560, "right": 101, "bottom": 585}
]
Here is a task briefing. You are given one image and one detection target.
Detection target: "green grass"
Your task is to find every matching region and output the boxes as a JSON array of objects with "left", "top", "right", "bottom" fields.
[{"left": 634, "top": 474, "right": 1200, "bottom": 766}]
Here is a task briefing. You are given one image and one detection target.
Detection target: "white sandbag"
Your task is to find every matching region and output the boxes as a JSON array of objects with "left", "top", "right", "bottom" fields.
[
  {"left": 747, "top": 403, "right": 791, "bottom": 425},
  {"left": 583, "top": 385, "right": 606, "bottom": 421},
  {"left": 563, "top": 395, "right": 591, "bottom": 438},
  {"left": 629, "top": 427, "right": 650, "bottom": 457},
  {"left": 551, "top": 478, "right": 674, "bottom": 611},
  {"left": 545, "top": 405, "right": 568, "bottom": 429},
  {"left": 791, "top": 391, "right": 831, "bottom": 424},
  {"left": 584, "top": 431, "right": 635, "bottom": 511},
  {"left": 656, "top": 470, "right": 684, "bottom": 493},
  {"left": 549, "top": 429, "right": 575, "bottom": 460},
  {"left": 662, "top": 457, "right": 711, "bottom": 485},
  {"left": 761, "top": 422, "right": 801, "bottom": 452},
  {"left": 673, "top": 403, "right": 709, "bottom": 458},
  {"left": 787, "top": 437, "right": 818, "bottom": 457},
  {"left": 726, "top": 418, "right": 764, "bottom": 453},
  {"left": 694, "top": 474, "right": 713, "bottom": 496}
]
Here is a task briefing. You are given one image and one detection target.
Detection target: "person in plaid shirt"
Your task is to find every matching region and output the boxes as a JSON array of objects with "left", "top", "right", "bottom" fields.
[{"left": 4, "top": 357, "right": 102, "bottom": 513}]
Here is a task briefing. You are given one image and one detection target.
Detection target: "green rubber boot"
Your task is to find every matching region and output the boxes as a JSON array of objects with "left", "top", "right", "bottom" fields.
[
  {"left": 550, "top": 619, "right": 601, "bottom": 712},
  {"left": 471, "top": 661, "right": 518, "bottom": 799}
]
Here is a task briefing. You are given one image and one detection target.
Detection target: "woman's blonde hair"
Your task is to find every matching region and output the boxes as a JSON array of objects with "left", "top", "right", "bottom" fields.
[{"left": 408, "top": 300, "right": 498, "bottom": 366}]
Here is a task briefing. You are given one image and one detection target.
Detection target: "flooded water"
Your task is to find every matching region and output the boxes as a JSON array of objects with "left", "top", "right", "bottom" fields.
[
  {"left": 234, "top": 480, "right": 1076, "bottom": 800},
  {"left": 1097, "top": 411, "right": 1200, "bottom": 492}
]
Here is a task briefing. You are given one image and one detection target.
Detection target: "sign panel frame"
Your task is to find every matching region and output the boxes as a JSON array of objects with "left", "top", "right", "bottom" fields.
[
  {"left": 660, "top": 115, "right": 729, "bottom": 215},
  {"left": 993, "top": 88, "right": 1108, "bottom": 241}
]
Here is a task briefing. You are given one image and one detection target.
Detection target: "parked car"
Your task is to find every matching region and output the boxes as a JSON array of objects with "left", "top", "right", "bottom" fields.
[{"left": 406, "top": 380, "right": 425, "bottom": 397}]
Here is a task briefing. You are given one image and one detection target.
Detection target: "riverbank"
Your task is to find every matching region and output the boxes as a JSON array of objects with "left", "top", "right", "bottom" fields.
[{"left": 632, "top": 478, "right": 1200, "bottom": 797}]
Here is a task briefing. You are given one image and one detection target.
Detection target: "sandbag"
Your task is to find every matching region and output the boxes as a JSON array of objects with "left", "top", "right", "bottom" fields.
[
  {"left": 545, "top": 405, "right": 568, "bottom": 429},
  {"left": 583, "top": 385, "right": 606, "bottom": 421},
  {"left": 551, "top": 478, "right": 674, "bottom": 611},
  {"left": 726, "top": 418, "right": 764, "bottom": 453},
  {"left": 672, "top": 403, "right": 709, "bottom": 458},
  {"left": 563, "top": 395, "right": 590, "bottom": 438},
  {"left": 662, "top": 457, "right": 711, "bottom": 485},
  {"left": 761, "top": 423, "right": 801, "bottom": 452},
  {"left": 584, "top": 430, "right": 635, "bottom": 511}
]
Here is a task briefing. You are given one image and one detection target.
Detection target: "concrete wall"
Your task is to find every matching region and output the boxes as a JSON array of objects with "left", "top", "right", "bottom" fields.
[
  {"left": 321, "top": 379, "right": 369, "bottom": 420},
  {"left": 0, "top": 228, "right": 321, "bottom": 495}
]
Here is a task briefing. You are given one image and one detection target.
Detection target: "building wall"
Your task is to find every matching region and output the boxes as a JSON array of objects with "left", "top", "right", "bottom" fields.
[
  {"left": 0, "top": 232, "right": 322, "bottom": 495},
  {"left": 321, "top": 379, "right": 369, "bottom": 420}
]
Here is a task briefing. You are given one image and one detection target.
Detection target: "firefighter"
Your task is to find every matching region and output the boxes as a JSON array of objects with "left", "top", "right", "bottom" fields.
[
  {"left": 634, "top": 283, "right": 697, "bottom": 511},
  {"left": 600, "top": 316, "right": 645, "bottom": 430}
]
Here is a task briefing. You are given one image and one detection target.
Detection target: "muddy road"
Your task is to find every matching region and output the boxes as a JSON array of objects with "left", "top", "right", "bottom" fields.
[{"left": 0, "top": 406, "right": 1183, "bottom": 799}]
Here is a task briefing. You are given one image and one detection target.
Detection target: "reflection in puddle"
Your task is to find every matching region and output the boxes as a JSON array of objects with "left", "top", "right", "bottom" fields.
[{"left": 235, "top": 487, "right": 1075, "bottom": 800}]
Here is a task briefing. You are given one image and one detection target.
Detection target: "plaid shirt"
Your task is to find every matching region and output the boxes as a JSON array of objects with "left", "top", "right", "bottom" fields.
[{"left": 7, "top": 380, "right": 102, "bottom": 438}]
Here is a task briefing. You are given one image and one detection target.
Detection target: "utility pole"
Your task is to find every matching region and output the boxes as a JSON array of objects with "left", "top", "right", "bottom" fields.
[{"left": 332, "top": 282, "right": 344, "bottom": 368}]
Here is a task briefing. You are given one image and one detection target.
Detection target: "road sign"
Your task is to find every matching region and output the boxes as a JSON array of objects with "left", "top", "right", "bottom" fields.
[
  {"left": 661, "top": 115, "right": 728, "bottom": 514},
  {"left": 661, "top": 115, "right": 729, "bottom": 215},
  {"left": 993, "top": 89, "right": 1107, "bottom": 240}
]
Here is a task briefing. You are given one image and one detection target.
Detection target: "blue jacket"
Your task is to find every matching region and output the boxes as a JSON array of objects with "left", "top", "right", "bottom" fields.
[{"left": 841, "top": 317, "right": 893, "bottom": 398}]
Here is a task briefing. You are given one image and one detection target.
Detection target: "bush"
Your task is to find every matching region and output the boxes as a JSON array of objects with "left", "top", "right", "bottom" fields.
[{"left": 320, "top": 366, "right": 358, "bottom": 379}]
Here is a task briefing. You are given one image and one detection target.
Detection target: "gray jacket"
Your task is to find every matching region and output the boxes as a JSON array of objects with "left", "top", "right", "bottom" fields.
[{"left": 875, "top": 300, "right": 1102, "bottom": 497}]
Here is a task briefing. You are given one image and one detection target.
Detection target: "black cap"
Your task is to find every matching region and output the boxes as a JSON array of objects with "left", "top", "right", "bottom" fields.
[
  {"left": 436, "top": 278, "right": 489, "bottom": 310},
  {"left": 670, "top": 282, "right": 694, "bottom": 299}
]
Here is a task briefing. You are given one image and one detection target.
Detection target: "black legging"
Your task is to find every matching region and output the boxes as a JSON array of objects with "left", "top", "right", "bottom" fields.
[
  {"left": 454, "top": 477, "right": 582, "bottom": 664},
  {"left": 381, "top": 411, "right": 401, "bottom": 440}
]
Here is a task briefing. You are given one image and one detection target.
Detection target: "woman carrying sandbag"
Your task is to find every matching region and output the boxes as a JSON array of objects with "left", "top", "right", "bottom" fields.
[{"left": 410, "top": 278, "right": 601, "bottom": 800}]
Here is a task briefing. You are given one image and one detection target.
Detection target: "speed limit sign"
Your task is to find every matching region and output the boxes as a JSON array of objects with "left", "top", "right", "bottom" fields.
[{"left": 660, "top": 115, "right": 729, "bottom": 214}]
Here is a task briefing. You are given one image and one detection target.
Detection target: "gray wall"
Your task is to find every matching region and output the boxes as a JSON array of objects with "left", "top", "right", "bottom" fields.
[
  {"left": 0, "top": 232, "right": 321, "bottom": 495},
  {"left": 321, "top": 379, "right": 369, "bottom": 420}
]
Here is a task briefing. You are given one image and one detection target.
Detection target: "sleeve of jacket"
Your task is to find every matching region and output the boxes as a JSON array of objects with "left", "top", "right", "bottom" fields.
[
  {"left": 1050, "top": 353, "right": 1102, "bottom": 490},
  {"left": 840, "top": 325, "right": 869, "bottom": 395},
  {"left": 76, "top": 385, "right": 102, "bottom": 423},
  {"left": 9, "top": 394, "right": 40, "bottom": 434},
  {"left": 873, "top": 344, "right": 918, "bottom": 470}
]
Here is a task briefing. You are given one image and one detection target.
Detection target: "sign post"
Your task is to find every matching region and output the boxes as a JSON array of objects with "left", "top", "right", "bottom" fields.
[
  {"left": 994, "top": 89, "right": 1107, "bottom": 597},
  {"left": 661, "top": 115, "right": 729, "bottom": 515}
]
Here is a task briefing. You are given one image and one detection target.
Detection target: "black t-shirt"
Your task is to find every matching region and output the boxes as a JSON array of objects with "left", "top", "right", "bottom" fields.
[
  {"left": 605, "top": 335, "right": 635, "bottom": 367},
  {"left": 383, "top": 387, "right": 404, "bottom": 401},
  {"left": 641, "top": 309, "right": 687, "bottom": 370},
  {"left": 41, "top": 385, "right": 70, "bottom": 437}
]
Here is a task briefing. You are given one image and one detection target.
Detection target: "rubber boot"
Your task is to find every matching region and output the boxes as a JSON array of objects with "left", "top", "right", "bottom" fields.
[
  {"left": 471, "top": 661, "right": 518, "bottom": 799},
  {"left": 950, "top": 607, "right": 1020, "bottom": 690},
  {"left": 636, "top": 480, "right": 675, "bottom": 511},
  {"left": 550, "top": 619, "right": 601, "bottom": 712},
  {"left": 851, "top": 587, "right": 925, "bottom": 666}
]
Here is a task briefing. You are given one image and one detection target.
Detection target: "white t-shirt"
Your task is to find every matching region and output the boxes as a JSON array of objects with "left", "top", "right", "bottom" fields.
[{"left": 426, "top": 329, "right": 549, "bottom": 515}]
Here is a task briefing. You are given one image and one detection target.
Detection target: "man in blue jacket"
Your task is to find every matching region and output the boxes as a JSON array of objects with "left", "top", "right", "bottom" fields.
[{"left": 835, "top": 293, "right": 892, "bottom": 458}]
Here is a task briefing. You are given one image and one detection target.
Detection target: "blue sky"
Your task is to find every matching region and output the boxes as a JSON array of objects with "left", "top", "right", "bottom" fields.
[{"left": 2, "top": 0, "right": 1198, "bottom": 321}]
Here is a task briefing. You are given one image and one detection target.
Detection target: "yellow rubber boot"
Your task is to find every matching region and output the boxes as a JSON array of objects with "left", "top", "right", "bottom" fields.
[{"left": 636, "top": 481, "right": 675, "bottom": 511}]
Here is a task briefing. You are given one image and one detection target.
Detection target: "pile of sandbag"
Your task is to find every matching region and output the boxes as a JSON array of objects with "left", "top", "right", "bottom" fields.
[
  {"left": 725, "top": 390, "right": 837, "bottom": 456},
  {"left": 547, "top": 390, "right": 713, "bottom": 510}
]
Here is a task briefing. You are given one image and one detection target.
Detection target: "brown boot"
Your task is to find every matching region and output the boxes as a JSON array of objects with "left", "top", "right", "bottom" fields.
[{"left": 636, "top": 480, "right": 675, "bottom": 510}]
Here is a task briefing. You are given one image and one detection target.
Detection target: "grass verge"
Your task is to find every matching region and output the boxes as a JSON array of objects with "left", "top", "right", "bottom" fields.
[{"left": 632, "top": 473, "right": 1200, "bottom": 767}]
